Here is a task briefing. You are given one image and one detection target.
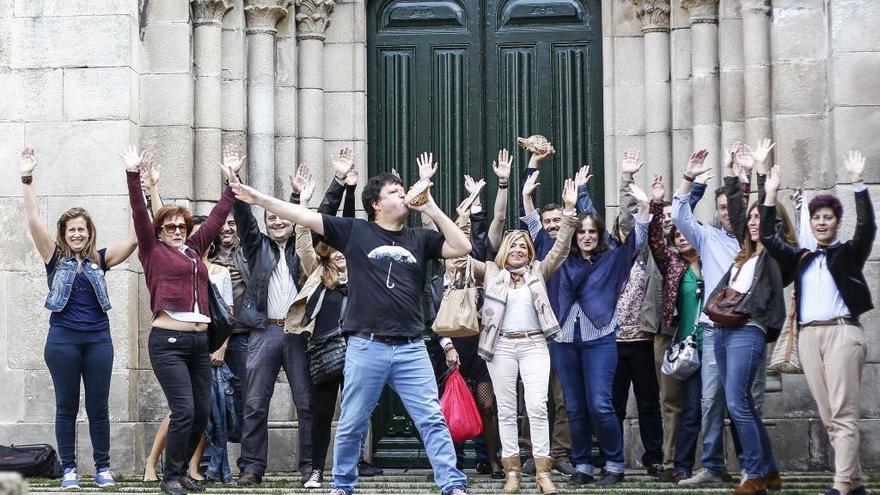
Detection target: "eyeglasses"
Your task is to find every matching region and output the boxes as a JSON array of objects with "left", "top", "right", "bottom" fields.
[{"left": 162, "top": 223, "right": 188, "bottom": 234}]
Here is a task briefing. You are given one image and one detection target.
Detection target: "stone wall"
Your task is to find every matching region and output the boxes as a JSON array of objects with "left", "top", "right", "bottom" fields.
[{"left": 0, "top": 0, "right": 878, "bottom": 475}]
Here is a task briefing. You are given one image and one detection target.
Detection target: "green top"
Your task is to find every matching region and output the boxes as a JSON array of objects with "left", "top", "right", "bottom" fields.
[{"left": 675, "top": 266, "right": 704, "bottom": 349}]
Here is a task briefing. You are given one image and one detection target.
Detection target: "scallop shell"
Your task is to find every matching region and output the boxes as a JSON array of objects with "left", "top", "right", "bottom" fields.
[
  {"left": 405, "top": 179, "right": 432, "bottom": 206},
  {"left": 516, "top": 134, "right": 551, "bottom": 153}
]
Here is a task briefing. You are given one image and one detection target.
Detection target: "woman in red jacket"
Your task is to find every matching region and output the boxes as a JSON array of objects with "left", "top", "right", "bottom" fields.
[{"left": 122, "top": 146, "right": 239, "bottom": 495}]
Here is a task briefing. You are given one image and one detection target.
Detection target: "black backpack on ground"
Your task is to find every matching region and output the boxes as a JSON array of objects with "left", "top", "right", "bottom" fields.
[{"left": 0, "top": 444, "right": 62, "bottom": 478}]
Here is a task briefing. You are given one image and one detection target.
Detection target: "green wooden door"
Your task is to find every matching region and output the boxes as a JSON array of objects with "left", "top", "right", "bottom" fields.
[{"left": 366, "top": 0, "right": 602, "bottom": 467}]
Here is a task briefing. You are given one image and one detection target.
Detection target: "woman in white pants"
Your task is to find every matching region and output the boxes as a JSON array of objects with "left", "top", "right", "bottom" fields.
[{"left": 469, "top": 177, "right": 577, "bottom": 494}]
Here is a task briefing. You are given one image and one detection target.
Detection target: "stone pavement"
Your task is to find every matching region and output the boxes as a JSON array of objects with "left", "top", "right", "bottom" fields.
[{"left": 21, "top": 470, "right": 878, "bottom": 494}]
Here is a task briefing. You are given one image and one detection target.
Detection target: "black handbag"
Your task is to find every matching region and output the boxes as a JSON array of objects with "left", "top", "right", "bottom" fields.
[
  {"left": 0, "top": 444, "right": 62, "bottom": 478},
  {"left": 207, "top": 281, "right": 235, "bottom": 353},
  {"left": 307, "top": 296, "right": 348, "bottom": 385}
]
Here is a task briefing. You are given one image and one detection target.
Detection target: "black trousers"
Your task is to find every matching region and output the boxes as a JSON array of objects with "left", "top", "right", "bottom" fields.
[
  {"left": 148, "top": 328, "right": 211, "bottom": 482},
  {"left": 311, "top": 376, "right": 343, "bottom": 472},
  {"left": 611, "top": 340, "right": 664, "bottom": 467}
]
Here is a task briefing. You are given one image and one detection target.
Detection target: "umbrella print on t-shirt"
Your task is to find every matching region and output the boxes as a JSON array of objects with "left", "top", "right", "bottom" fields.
[{"left": 367, "top": 245, "right": 417, "bottom": 289}]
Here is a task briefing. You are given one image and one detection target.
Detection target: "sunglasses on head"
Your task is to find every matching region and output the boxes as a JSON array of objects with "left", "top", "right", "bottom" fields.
[
  {"left": 503, "top": 229, "right": 528, "bottom": 236},
  {"left": 162, "top": 223, "right": 188, "bottom": 234}
]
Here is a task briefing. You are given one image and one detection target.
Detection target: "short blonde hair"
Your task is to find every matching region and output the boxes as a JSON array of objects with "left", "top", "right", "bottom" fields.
[{"left": 493, "top": 231, "right": 536, "bottom": 268}]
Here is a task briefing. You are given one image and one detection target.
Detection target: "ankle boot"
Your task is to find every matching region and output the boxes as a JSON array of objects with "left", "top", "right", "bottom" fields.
[
  {"left": 501, "top": 456, "right": 521, "bottom": 493},
  {"left": 534, "top": 457, "right": 558, "bottom": 495}
]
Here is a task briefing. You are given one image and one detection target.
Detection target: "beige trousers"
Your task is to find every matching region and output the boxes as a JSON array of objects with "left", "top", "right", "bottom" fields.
[
  {"left": 654, "top": 333, "right": 683, "bottom": 467},
  {"left": 799, "top": 323, "right": 866, "bottom": 484}
]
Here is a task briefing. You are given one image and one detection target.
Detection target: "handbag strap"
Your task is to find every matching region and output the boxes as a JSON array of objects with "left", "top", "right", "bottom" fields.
[{"left": 337, "top": 294, "right": 349, "bottom": 326}]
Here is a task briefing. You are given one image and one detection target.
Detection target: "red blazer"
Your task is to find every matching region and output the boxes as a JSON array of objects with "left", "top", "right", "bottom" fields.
[{"left": 127, "top": 171, "right": 236, "bottom": 316}]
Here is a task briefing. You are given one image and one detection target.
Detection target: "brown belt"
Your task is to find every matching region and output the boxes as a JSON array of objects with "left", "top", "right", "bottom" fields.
[
  {"left": 502, "top": 331, "right": 543, "bottom": 339},
  {"left": 801, "top": 317, "right": 859, "bottom": 328},
  {"left": 267, "top": 318, "right": 286, "bottom": 327}
]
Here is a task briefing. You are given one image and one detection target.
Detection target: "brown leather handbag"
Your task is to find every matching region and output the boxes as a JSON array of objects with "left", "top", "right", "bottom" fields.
[{"left": 705, "top": 263, "right": 749, "bottom": 328}]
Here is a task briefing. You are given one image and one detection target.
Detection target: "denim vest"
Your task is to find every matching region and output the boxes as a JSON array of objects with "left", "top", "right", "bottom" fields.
[{"left": 45, "top": 253, "right": 112, "bottom": 313}]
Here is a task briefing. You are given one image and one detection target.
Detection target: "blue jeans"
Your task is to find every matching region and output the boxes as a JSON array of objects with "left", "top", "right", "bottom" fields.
[
  {"left": 44, "top": 336, "right": 114, "bottom": 470},
  {"left": 331, "top": 336, "right": 466, "bottom": 495},
  {"left": 549, "top": 332, "right": 624, "bottom": 473},
  {"left": 715, "top": 326, "right": 777, "bottom": 478},
  {"left": 673, "top": 368, "right": 701, "bottom": 475},
  {"left": 698, "top": 324, "right": 727, "bottom": 474}
]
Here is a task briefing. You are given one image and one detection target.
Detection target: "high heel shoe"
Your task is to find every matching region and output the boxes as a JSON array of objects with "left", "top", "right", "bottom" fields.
[{"left": 143, "top": 466, "right": 159, "bottom": 483}]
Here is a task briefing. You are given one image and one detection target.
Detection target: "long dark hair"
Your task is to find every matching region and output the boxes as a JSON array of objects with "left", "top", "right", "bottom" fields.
[{"left": 572, "top": 211, "right": 609, "bottom": 256}]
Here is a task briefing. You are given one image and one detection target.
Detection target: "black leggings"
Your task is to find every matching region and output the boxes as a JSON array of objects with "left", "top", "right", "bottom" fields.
[
  {"left": 148, "top": 328, "right": 211, "bottom": 482},
  {"left": 310, "top": 376, "right": 343, "bottom": 471}
]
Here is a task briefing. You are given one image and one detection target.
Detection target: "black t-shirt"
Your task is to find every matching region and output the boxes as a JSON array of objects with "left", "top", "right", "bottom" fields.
[{"left": 321, "top": 216, "right": 445, "bottom": 337}]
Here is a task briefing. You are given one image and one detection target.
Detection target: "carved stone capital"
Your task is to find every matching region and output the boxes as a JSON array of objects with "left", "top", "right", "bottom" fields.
[
  {"left": 294, "top": 0, "right": 335, "bottom": 41},
  {"left": 741, "top": 0, "right": 771, "bottom": 16},
  {"left": 631, "top": 0, "right": 670, "bottom": 33},
  {"left": 680, "top": 0, "right": 718, "bottom": 24},
  {"left": 191, "top": 0, "right": 232, "bottom": 27},
  {"left": 244, "top": 0, "right": 289, "bottom": 35}
]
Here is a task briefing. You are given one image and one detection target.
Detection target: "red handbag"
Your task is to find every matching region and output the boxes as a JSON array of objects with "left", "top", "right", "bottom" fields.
[
  {"left": 440, "top": 366, "right": 483, "bottom": 443},
  {"left": 705, "top": 263, "right": 750, "bottom": 328}
]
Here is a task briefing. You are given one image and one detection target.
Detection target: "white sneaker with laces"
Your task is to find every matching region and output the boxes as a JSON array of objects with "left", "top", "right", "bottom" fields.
[
  {"left": 95, "top": 468, "right": 116, "bottom": 488},
  {"left": 61, "top": 468, "right": 80, "bottom": 490},
  {"left": 677, "top": 468, "right": 725, "bottom": 486},
  {"left": 304, "top": 469, "right": 322, "bottom": 489}
]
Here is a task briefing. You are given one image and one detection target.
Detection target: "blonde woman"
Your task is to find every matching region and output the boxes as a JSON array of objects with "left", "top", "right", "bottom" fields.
[{"left": 469, "top": 178, "right": 578, "bottom": 494}]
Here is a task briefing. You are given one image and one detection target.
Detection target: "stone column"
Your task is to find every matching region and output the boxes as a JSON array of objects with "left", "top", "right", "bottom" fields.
[
  {"left": 245, "top": 0, "right": 289, "bottom": 196},
  {"left": 295, "top": 0, "right": 335, "bottom": 197},
  {"left": 741, "top": 0, "right": 771, "bottom": 151},
  {"left": 634, "top": 0, "right": 673, "bottom": 193},
  {"left": 719, "top": 0, "right": 744, "bottom": 146},
  {"left": 680, "top": 0, "right": 721, "bottom": 176},
  {"left": 192, "top": 0, "right": 233, "bottom": 214}
]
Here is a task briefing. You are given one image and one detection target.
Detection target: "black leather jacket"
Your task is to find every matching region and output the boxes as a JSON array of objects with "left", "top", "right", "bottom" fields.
[{"left": 234, "top": 179, "right": 353, "bottom": 329}]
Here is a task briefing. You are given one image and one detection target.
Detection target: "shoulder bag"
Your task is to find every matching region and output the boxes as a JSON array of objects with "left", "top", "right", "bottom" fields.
[
  {"left": 662, "top": 275, "right": 702, "bottom": 381},
  {"left": 705, "top": 262, "right": 750, "bottom": 328},
  {"left": 769, "top": 252, "right": 811, "bottom": 374},
  {"left": 432, "top": 260, "right": 480, "bottom": 338},
  {"left": 308, "top": 294, "right": 348, "bottom": 385},
  {"left": 207, "top": 280, "right": 235, "bottom": 353}
]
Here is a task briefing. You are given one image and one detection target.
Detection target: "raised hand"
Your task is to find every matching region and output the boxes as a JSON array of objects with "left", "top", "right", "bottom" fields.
[
  {"left": 765, "top": 165, "right": 781, "bottom": 194},
  {"left": 522, "top": 170, "right": 541, "bottom": 196},
  {"left": 288, "top": 163, "right": 312, "bottom": 195},
  {"left": 530, "top": 144, "right": 556, "bottom": 165},
  {"left": 685, "top": 149, "right": 712, "bottom": 179},
  {"left": 621, "top": 149, "right": 644, "bottom": 179},
  {"left": 19, "top": 147, "right": 36, "bottom": 176},
  {"left": 492, "top": 148, "right": 512, "bottom": 180},
  {"left": 417, "top": 151, "right": 438, "bottom": 181},
  {"left": 843, "top": 150, "right": 866, "bottom": 183},
  {"left": 300, "top": 179, "right": 317, "bottom": 205},
  {"left": 734, "top": 143, "right": 755, "bottom": 180},
  {"left": 629, "top": 182, "right": 650, "bottom": 207},
  {"left": 562, "top": 178, "right": 577, "bottom": 209},
  {"left": 651, "top": 174, "right": 665, "bottom": 202},
  {"left": 695, "top": 169, "right": 715, "bottom": 184},
  {"left": 390, "top": 168, "right": 401, "bottom": 179},
  {"left": 223, "top": 144, "right": 246, "bottom": 174},
  {"left": 575, "top": 165, "right": 593, "bottom": 188},
  {"left": 119, "top": 145, "right": 146, "bottom": 172},
  {"left": 331, "top": 147, "right": 354, "bottom": 180},
  {"left": 230, "top": 181, "right": 261, "bottom": 205},
  {"left": 464, "top": 175, "right": 486, "bottom": 195},
  {"left": 724, "top": 140, "right": 741, "bottom": 171},
  {"left": 790, "top": 187, "right": 804, "bottom": 211},
  {"left": 750, "top": 138, "right": 776, "bottom": 172},
  {"left": 142, "top": 151, "right": 160, "bottom": 189},
  {"left": 344, "top": 167, "right": 359, "bottom": 186}
]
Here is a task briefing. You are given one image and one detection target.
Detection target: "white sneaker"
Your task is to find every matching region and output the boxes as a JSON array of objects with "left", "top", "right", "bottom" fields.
[
  {"left": 304, "top": 469, "right": 322, "bottom": 489},
  {"left": 677, "top": 468, "right": 725, "bottom": 486},
  {"left": 61, "top": 468, "right": 80, "bottom": 490}
]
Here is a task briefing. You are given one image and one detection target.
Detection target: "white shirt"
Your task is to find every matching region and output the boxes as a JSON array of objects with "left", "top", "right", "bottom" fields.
[
  {"left": 799, "top": 250, "right": 851, "bottom": 324},
  {"left": 729, "top": 256, "right": 759, "bottom": 294},
  {"left": 268, "top": 242, "right": 298, "bottom": 319},
  {"left": 209, "top": 265, "right": 234, "bottom": 307},
  {"left": 500, "top": 285, "right": 541, "bottom": 332}
]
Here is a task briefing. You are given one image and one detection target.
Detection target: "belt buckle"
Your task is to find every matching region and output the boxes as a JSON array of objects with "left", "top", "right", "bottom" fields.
[{"left": 506, "top": 331, "right": 525, "bottom": 339}]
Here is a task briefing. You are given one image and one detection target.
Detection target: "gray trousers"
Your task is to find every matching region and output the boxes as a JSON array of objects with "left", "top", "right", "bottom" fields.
[{"left": 239, "top": 324, "right": 314, "bottom": 476}]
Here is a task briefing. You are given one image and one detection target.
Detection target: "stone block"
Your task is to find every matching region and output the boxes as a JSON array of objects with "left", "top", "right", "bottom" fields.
[
  {"left": 324, "top": 92, "right": 356, "bottom": 141},
  {"left": 75, "top": 421, "right": 138, "bottom": 475},
  {"left": 266, "top": 425, "right": 298, "bottom": 471},
  {"left": 721, "top": 121, "right": 745, "bottom": 148},
  {"left": 773, "top": 113, "right": 831, "bottom": 189},
  {"left": 6, "top": 271, "right": 55, "bottom": 369},
  {"left": 0, "top": 68, "right": 63, "bottom": 122},
  {"left": 135, "top": 369, "right": 168, "bottom": 422},
  {"left": 831, "top": 52, "right": 880, "bottom": 107},
  {"left": 602, "top": 86, "right": 614, "bottom": 135},
  {"left": 139, "top": 126, "right": 195, "bottom": 199},
  {"left": 63, "top": 67, "right": 136, "bottom": 121},
  {"left": 274, "top": 136, "right": 297, "bottom": 199},
  {"left": 670, "top": 28, "right": 692, "bottom": 79},
  {"left": 612, "top": 0, "right": 642, "bottom": 37},
  {"left": 772, "top": 62, "right": 826, "bottom": 115},
  {"left": 672, "top": 130, "right": 693, "bottom": 171},
  {"left": 325, "top": 2, "right": 354, "bottom": 44},
  {"left": 352, "top": 91, "right": 366, "bottom": 141},
  {"left": 140, "top": 74, "right": 194, "bottom": 126},
  {"left": 767, "top": 419, "right": 812, "bottom": 470},
  {"left": 830, "top": 106, "right": 880, "bottom": 184},
  {"left": 602, "top": 36, "right": 614, "bottom": 88},
  {"left": 194, "top": 78, "right": 223, "bottom": 128},
  {"left": 6, "top": 15, "right": 130, "bottom": 69},
  {"left": 0, "top": 422, "right": 55, "bottom": 446},
  {"left": 671, "top": 78, "right": 693, "bottom": 130},
  {"left": 268, "top": 381, "right": 294, "bottom": 422},
  {"left": 23, "top": 120, "right": 137, "bottom": 196},
  {"left": 0, "top": 197, "right": 46, "bottom": 271},
  {"left": 323, "top": 43, "right": 356, "bottom": 93},
  {"left": 14, "top": 0, "right": 132, "bottom": 17},
  {"left": 0, "top": 0, "right": 11, "bottom": 16},
  {"left": 613, "top": 84, "right": 646, "bottom": 136},
  {"left": 0, "top": 123, "right": 25, "bottom": 187},
  {"left": 146, "top": 0, "right": 190, "bottom": 22},
  {"left": 719, "top": 69, "right": 744, "bottom": 121},
  {"left": 221, "top": 27, "right": 246, "bottom": 80},
  {"left": 670, "top": 1, "right": 690, "bottom": 30},
  {"left": 275, "top": 34, "right": 297, "bottom": 87},
  {"left": 613, "top": 36, "right": 644, "bottom": 86},
  {"left": 833, "top": 190, "right": 880, "bottom": 261},
  {"left": 858, "top": 419, "right": 880, "bottom": 470},
  {"left": 718, "top": 16, "right": 743, "bottom": 69},
  {"left": 143, "top": 21, "right": 192, "bottom": 74},
  {"left": 772, "top": 6, "right": 826, "bottom": 62},
  {"left": 221, "top": 79, "right": 247, "bottom": 131},
  {"left": 275, "top": 86, "right": 297, "bottom": 136},
  {"left": 830, "top": 0, "right": 880, "bottom": 52},
  {"left": 194, "top": 128, "right": 224, "bottom": 203},
  {"left": 0, "top": 370, "right": 25, "bottom": 422}
]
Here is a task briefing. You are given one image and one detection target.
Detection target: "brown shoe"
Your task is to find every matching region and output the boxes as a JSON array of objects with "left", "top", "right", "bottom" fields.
[
  {"left": 237, "top": 471, "right": 261, "bottom": 486},
  {"left": 733, "top": 478, "right": 768, "bottom": 495},
  {"left": 763, "top": 471, "right": 782, "bottom": 491},
  {"left": 534, "top": 457, "right": 558, "bottom": 495},
  {"left": 501, "top": 456, "right": 521, "bottom": 493}
]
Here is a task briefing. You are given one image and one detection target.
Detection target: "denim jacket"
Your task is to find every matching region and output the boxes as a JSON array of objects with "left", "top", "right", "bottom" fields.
[
  {"left": 45, "top": 252, "right": 111, "bottom": 313},
  {"left": 207, "top": 363, "right": 239, "bottom": 446}
]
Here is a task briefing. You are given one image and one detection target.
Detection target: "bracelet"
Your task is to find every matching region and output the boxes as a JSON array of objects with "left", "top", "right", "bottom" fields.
[
  {"left": 682, "top": 173, "right": 695, "bottom": 183},
  {"left": 21, "top": 175, "right": 33, "bottom": 185},
  {"left": 498, "top": 183, "right": 508, "bottom": 190}
]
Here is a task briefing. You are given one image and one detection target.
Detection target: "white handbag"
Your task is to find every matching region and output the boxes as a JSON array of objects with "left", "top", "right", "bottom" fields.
[{"left": 662, "top": 334, "right": 701, "bottom": 381}]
